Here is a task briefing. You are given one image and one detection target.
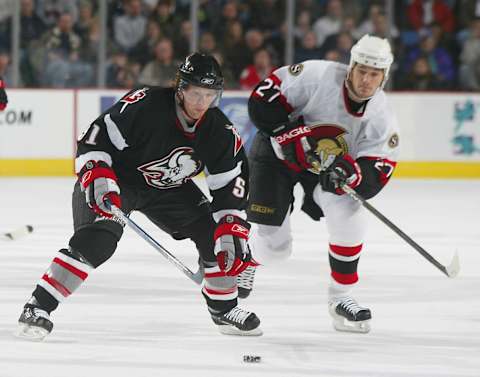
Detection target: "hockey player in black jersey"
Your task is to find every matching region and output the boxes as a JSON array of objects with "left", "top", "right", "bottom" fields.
[{"left": 17, "top": 53, "right": 262, "bottom": 340}]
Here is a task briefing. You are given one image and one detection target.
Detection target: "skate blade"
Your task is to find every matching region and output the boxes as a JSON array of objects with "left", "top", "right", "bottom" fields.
[
  {"left": 15, "top": 323, "right": 50, "bottom": 341},
  {"left": 332, "top": 318, "right": 371, "bottom": 334},
  {"left": 217, "top": 324, "right": 263, "bottom": 336}
]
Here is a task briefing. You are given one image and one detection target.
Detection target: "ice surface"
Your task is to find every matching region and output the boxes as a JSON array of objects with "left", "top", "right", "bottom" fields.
[{"left": 1, "top": 177, "right": 479, "bottom": 377}]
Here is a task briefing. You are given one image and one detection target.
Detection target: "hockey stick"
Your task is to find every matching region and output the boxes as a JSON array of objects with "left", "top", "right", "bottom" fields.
[
  {"left": 307, "top": 155, "right": 460, "bottom": 278},
  {"left": 105, "top": 201, "right": 204, "bottom": 285}
]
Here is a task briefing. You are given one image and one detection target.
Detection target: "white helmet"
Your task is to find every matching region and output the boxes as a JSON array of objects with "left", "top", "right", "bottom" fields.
[{"left": 348, "top": 34, "right": 394, "bottom": 89}]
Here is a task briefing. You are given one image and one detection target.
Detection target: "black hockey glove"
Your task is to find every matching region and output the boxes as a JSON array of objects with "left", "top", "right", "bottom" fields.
[
  {"left": 272, "top": 119, "right": 315, "bottom": 172},
  {"left": 214, "top": 215, "right": 252, "bottom": 276},
  {"left": 319, "top": 154, "right": 362, "bottom": 195},
  {"left": 0, "top": 78, "right": 8, "bottom": 111}
]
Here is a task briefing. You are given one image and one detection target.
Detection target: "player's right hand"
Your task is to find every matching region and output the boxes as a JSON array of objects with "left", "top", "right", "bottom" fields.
[
  {"left": 78, "top": 160, "right": 121, "bottom": 218},
  {"left": 272, "top": 119, "right": 314, "bottom": 172},
  {"left": 0, "top": 78, "right": 8, "bottom": 111}
]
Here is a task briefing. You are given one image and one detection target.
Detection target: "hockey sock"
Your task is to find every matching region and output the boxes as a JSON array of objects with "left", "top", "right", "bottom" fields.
[{"left": 328, "top": 243, "right": 362, "bottom": 285}]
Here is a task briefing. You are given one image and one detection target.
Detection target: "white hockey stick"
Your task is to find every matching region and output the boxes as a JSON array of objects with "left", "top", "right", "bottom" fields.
[
  {"left": 307, "top": 155, "right": 460, "bottom": 278},
  {"left": 106, "top": 202, "right": 203, "bottom": 285},
  {"left": 2, "top": 225, "right": 34, "bottom": 241}
]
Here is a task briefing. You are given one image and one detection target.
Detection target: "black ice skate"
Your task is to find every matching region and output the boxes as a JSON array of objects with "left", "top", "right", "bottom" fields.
[
  {"left": 16, "top": 304, "right": 53, "bottom": 341},
  {"left": 211, "top": 306, "right": 262, "bottom": 336},
  {"left": 237, "top": 265, "right": 256, "bottom": 299},
  {"left": 328, "top": 297, "right": 371, "bottom": 333}
]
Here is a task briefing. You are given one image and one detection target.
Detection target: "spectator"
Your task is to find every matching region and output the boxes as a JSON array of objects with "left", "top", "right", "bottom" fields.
[
  {"left": 334, "top": 31, "right": 355, "bottom": 64},
  {"left": 399, "top": 55, "right": 448, "bottom": 90},
  {"left": 40, "top": 12, "right": 94, "bottom": 87},
  {"left": 106, "top": 50, "right": 129, "bottom": 87},
  {"left": 294, "top": 10, "right": 313, "bottom": 42},
  {"left": 321, "top": 16, "right": 357, "bottom": 56},
  {"left": 199, "top": 31, "right": 218, "bottom": 55},
  {"left": 239, "top": 48, "right": 275, "bottom": 90},
  {"left": 459, "top": 18, "right": 480, "bottom": 90},
  {"left": 150, "top": 0, "right": 178, "bottom": 38},
  {"left": 19, "top": 0, "right": 46, "bottom": 48},
  {"left": 313, "top": 0, "right": 343, "bottom": 47},
  {"left": 249, "top": 0, "right": 285, "bottom": 35},
  {"left": 222, "top": 20, "right": 248, "bottom": 78},
  {"left": 244, "top": 28, "right": 265, "bottom": 63},
  {"left": 130, "top": 19, "right": 163, "bottom": 65},
  {"left": 172, "top": 19, "right": 192, "bottom": 60},
  {"left": 74, "top": 0, "right": 96, "bottom": 45},
  {"left": 137, "top": 38, "right": 178, "bottom": 87},
  {"left": 36, "top": 0, "right": 78, "bottom": 27},
  {"left": 213, "top": 0, "right": 240, "bottom": 38},
  {"left": 211, "top": 51, "right": 237, "bottom": 89},
  {"left": 407, "top": 0, "right": 455, "bottom": 34},
  {"left": 455, "top": 0, "right": 480, "bottom": 32},
  {"left": 295, "top": 31, "right": 321, "bottom": 63},
  {"left": 403, "top": 33, "right": 455, "bottom": 88},
  {"left": 113, "top": 0, "right": 147, "bottom": 54}
]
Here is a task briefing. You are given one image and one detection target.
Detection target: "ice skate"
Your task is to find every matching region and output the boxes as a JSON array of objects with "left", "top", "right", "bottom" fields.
[
  {"left": 211, "top": 306, "right": 262, "bottom": 336},
  {"left": 237, "top": 265, "right": 256, "bottom": 299},
  {"left": 16, "top": 304, "right": 53, "bottom": 341},
  {"left": 328, "top": 297, "right": 371, "bottom": 333}
]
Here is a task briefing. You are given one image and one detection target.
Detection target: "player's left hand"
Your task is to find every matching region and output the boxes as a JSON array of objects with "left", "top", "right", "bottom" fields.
[
  {"left": 319, "top": 154, "right": 362, "bottom": 195},
  {"left": 214, "top": 215, "right": 252, "bottom": 276},
  {"left": 0, "top": 79, "right": 8, "bottom": 111}
]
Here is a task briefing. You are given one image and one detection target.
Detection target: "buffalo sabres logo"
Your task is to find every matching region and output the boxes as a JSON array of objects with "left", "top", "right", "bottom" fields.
[
  {"left": 225, "top": 124, "right": 243, "bottom": 156},
  {"left": 137, "top": 147, "right": 202, "bottom": 189}
]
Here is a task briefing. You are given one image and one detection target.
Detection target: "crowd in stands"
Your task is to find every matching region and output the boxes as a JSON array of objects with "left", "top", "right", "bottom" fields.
[{"left": 0, "top": 0, "right": 479, "bottom": 91}]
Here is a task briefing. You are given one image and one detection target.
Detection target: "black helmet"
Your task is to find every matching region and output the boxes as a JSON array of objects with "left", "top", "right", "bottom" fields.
[{"left": 177, "top": 53, "right": 224, "bottom": 91}]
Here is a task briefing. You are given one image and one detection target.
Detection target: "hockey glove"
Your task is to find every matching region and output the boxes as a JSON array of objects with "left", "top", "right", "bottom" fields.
[
  {"left": 272, "top": 119, "right": 315, "bottom": 172},
  {"left": 214, "top": 215, "right": 252, "bottom": 276},
  {"left": 0, "top": 78, "right": 8, "bottom": 111},
  {"left": 78, "top": 160, "right": 121, "bottom": 218},
  {"left": 319, "top": 154, "right": 362, "bottom": 195}
]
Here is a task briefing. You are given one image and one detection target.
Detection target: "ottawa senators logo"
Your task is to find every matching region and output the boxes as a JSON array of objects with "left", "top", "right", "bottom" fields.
[
  {"left": 137, "top": 147, "right": 202, "bottom": 189},
  {"left": 307, "top": 124, "right": 349, "bottom": 173}
]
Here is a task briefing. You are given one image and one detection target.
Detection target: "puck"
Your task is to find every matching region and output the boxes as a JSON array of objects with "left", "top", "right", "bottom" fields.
[
  {"left": 26, "top": 225, "right": 34, "bottom": 233},
  {"left": 243, "top": 355, "right": 261, "bottom": 363}
]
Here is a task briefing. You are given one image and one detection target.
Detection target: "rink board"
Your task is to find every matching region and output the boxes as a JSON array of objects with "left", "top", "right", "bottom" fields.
[{"left": 1, "top": 89, "right": 479, "bottom": 177}]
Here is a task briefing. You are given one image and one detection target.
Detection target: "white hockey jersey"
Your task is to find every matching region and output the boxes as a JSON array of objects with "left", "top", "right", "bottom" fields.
[{"left": 258, "top": 60, "right": 400, "bottom": 171}]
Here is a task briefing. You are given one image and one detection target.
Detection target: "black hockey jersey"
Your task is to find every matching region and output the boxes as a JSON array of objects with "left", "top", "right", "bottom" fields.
[{"left": 76, "top": 86, "right": 248, "bottom": 214}]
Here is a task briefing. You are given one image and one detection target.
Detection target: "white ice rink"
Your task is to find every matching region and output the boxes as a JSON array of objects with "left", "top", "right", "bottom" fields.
[{"left": 0, "top": 177, "right": 479, "bottom": 377}]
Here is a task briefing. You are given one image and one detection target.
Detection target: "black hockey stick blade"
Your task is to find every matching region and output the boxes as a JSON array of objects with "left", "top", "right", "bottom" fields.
[{"left": 105, "top": 200, "right": 203, "bottom": 285}]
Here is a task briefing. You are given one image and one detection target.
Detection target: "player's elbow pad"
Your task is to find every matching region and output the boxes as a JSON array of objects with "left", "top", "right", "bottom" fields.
[{"left": 355, "top": 157, "right": 395, "bottom": 199}]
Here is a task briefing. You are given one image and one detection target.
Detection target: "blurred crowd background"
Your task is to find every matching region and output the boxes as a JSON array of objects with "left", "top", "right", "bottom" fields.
[{"left": 0, "top": 0, "right": 479, "bottom": 91}]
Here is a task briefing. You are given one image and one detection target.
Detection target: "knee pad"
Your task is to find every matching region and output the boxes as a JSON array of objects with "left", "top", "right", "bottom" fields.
[{"left": 68, "top": 226, "right": 121, "bottom": 268}]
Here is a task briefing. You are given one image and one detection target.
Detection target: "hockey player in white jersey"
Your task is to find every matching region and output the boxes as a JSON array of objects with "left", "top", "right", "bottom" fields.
[{"left": 240, "top": 35, "right": 399, "bottom": 333}]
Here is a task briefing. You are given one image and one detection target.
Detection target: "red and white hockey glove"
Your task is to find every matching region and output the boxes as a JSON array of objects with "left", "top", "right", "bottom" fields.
[
  {"left": 214, "top": 215, "right": 252, "bottom": 276},
  {"left": 0, "top": 78, "right": 8, "bottom": 111},
  {"left": 78, "top": 160, "right": 121, "bottom": 218},
  {"left": 319, "top": 154, "right": 362, "bottom": 195},
  {"left": 272, "top": 119, "right": 315, "bottom": 172}
]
